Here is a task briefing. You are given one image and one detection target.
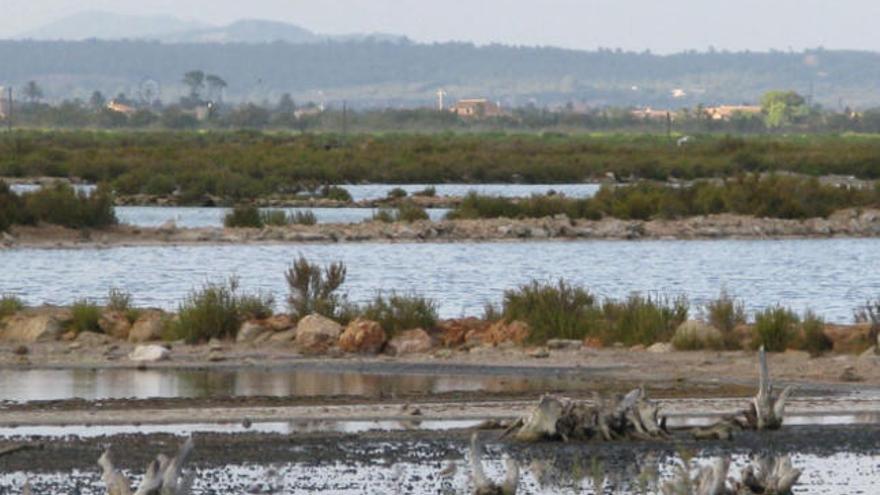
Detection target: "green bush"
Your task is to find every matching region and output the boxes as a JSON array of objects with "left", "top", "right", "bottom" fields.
[
  {"left": 290, "top": 210, "right": 318, "bottom": 226},
  {"left": 800, "top": 311, "right": 832, "bottom": 357},
  {"left": 500, "top": 280, "right": 602, "bottom": 343},
  {"left": 286, "top": 256, "right": 349, "bottom": 320},
  {"left": 372, "top": 208, "right": 396, "bottom": 223},
  {"left": 601, "top": 294, "right": 689, "bottom": 346},
  {"left": 704, "top": 289, "right": 747, "bottom": 349},
  {"left": 106, "top": 287, "right": 133, "bottom": 312},
  {"left": 260, "top": 209, "right": 289, "bottom": 226},
  {"left": 323, "top": 186, "right": 353, "bottom": 202},
  {"left": 0, "top": 295, "right": 24, "bottom": 319},
  {"left": 170, "top": 278, "right": 273, "bottom": 343},
  {"left": 387, "top": 187, "right": 408, "bottom": 199},
  {"left": 359, "top": 292, "right": 438, "bottom": 335},
  {"left": 414, "top": 186, "right": 437, "bottom": 197},
  {"left": 143, "top": 175, "right": 176, "bottom": 196},
  {"left": 224, "top": 205, "right": 263, "bottom": 228},
  {"left": 69, "top": 299, "right": 102, "bottom": 334},
  {"left": 13, "top": 183, "right": 117, "bottom": 229},
  {"left": 753, "top": 306, "right": 799, "bottom": 352},
  {"left": 396, "top": 202, "right": 430, "bottom": 222}
]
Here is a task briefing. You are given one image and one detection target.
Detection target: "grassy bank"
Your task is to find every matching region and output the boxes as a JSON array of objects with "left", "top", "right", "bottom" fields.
[{"left": 2, "top": 131, "right": 880, "bottom": 204}]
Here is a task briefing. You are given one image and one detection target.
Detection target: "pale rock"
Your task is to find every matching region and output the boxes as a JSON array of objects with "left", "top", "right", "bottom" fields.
[
  {"left": 648, "top": 342, "right": 673, "bottom": 353},
  {"left": 128, "top": 345, "right": 170, "bottom": 362},
  {"left": 0, "top": 313, "right": 65, "bottom": 343},
  {"left": 237, "top": 321, "right": 270, "bottom": 343},
  {"left": 294, "top": 314, "right": 343, "bottom": 354},
  {"left": 386, "top": 329, "right": 434, "bottom": 356}
]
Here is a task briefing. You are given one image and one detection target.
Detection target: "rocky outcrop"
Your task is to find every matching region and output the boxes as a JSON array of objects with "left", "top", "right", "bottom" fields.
[
  {"left": 338, "top": 319, "right": 387, "bottom": 354},
  {"left": 483, "top": 320, "right": 531, "bottom": 346},
  {"left": 294, "top": 314, "right": 343, "bottom": 354},
  {"left": 437, "top": 318, "right": 488, "bottom": 348},
  {"left": 98, "top": 311, "right": 132, "bottom": 340},
  {"left": 0, "top": 309, "right": 69, "bottom": 342},
  {"left": 386, "top": 328, "right": 434, "bottom": 356},
  {"left": 128, "top": 311, "right": 166, "bottom": 343}
]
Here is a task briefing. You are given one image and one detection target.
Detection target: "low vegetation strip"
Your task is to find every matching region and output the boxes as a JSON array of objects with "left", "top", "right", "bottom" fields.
[
  {"left": 1, "top": 258, "right": 877, "bottom": 356},
  {"left": 449, "top": 175, "right": 880, "bottom": 221},
  {"left": 2, "top": 132, "right": 880, "bottom": 204},
  {"left": 0, "top": 181, "right": 116, "bottom": 232}
]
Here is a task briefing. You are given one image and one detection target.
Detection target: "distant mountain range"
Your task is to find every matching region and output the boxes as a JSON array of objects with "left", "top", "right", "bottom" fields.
[{"left": 16, "top": 11, "right": 407, "bottom": 45}]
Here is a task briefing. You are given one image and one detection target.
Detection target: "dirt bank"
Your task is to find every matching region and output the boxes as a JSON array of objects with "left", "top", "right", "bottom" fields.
[{"left": 3, "top": 208, "right": 880, "bottom": 248}]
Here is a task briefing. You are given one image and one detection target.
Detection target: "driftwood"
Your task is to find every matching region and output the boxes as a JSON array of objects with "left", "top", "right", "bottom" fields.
[
  {"left": 98, "top": 437, "right": 195, "bottom": 495},
  {"left": 692, "top": 347, "right": 793, "bottom": 440},
  {"left": 504, "top": 387, "right": 669, "bottom": 442},
  {"left": 469, "top": 433, "right": 519, "bottom": 495},
  {"left": 662, "top": 455, "right": 801, "bottom": 495}
]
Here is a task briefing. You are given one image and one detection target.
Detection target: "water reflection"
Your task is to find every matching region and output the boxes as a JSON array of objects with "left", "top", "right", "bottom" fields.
[{"left": 0, "top": 368, "right": 581, "bottom": 402}]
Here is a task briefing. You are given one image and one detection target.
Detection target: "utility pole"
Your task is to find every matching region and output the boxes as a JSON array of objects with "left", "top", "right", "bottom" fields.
[
  {"left": 342, "top": 100, "right": 348, "bottom": 140},
  {"left": 5, "top": 86, "right": 11, "bottom": 133}
]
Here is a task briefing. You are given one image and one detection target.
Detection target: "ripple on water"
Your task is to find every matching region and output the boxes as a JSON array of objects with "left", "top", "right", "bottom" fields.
[{"left": 1, "top": 238, "right": 879, "bottom": 322}]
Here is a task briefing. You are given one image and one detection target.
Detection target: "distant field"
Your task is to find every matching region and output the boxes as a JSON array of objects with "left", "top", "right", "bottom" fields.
[{"left": 1, "top": 131, "right": 879, "bottom": 202}]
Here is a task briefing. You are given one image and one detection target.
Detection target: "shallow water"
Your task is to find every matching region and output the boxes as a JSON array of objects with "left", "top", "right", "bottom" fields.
[
  {"left": 115, "top": 206, "right": 450, "bottom": 228},
  {"left": 340, "top": 183, "right": 601, "bottom": 201},
  {"left": 2, "top": 238, "right": 878, "bottom": 322},
  {"left": 0, "top": 368, "right": 592, "bottom": 403},
  {"left": 9, "top": 182, "right": 599, "bottom": 201},
  {"left": 0, "top": 451, "right": 874, "bottom": 494}
]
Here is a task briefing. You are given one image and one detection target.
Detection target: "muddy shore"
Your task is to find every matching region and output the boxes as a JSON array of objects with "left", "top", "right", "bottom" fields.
[{"left": 3, "top": 208, "right": 880, "bottom": 248}]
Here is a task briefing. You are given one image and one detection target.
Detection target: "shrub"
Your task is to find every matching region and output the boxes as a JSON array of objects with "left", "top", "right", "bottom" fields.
[
  {"left": 143, "top": 174, "right": 176, "bottom": 196},
  {"left": 106, "top": 287, "right": 141, "bottom": 323},
  {"left": 601, "top": 294, "right": 689, "bottom": 346},
  {"left": 286, "top": 256, "right": 348, "bottom": 320},
  {"left": 413, "top": 186, "right": 437, "bottom": 197},
  {"left": 260, "top": 209, "right": 290, "bottom": 227},
  {"left": 323, "top": 186, "right": 353, "bottom": 202},
  {"left": 387, "top": 187, "right": 408, "bottom": 199},
  {"left": 372, "top": 208, "right": 396, "bottom": 223},
  {"left": 800, "top": 311, "right": 832, "bottom": 357},
  {"left": 224, "top": 205, "right": 263, "bottom": 228},
  {"left": 69, "top": 299, "right": 102, "bottom": 334},
  {"left": 753, "top": 306, "right": 799, "bottom": 352},
  {"left": 0, "top": 295, "right": 24, "bottom": 319},
  {"left": 396, "top": 202, "right": 430, "bottom": 222},
  {"left": 359, "top": 292, "right": 438, "bottom": 335},
  {"left": 106, "top": 287, "right": 133, "bottom": 313},
  {"left": 170, "top": 278, "right": 273, "bottom": 343},
  {"left": 855, "top": 299, "right": 880, "bottom": 345},
  {"left": 290, "top": 210, "right": 318, "bottom": 226},
  {"left": 19, "top": 183, "right": 117, "bottom": 229},
  {"left": 704, "top": 289, "right": 747, "bottom": 349},
  {"left": 500, "top": 280, "right": 602, "bottom": 343},
  {"left": 671, "top": 322, "right": 724, "bottom": 351}
]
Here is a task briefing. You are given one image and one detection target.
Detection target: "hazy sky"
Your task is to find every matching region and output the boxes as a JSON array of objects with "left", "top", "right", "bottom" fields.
[{"left": 2, "top": 0, "right": 878, "bottom": 53}]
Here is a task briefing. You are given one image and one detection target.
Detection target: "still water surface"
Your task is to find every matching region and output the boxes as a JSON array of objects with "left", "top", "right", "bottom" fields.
[
  {"left": 115, "top": 206, "right": 450, "bottom": 228},
  {"left": 1, "top": 239, "right": 877, "bottom": 322}
]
